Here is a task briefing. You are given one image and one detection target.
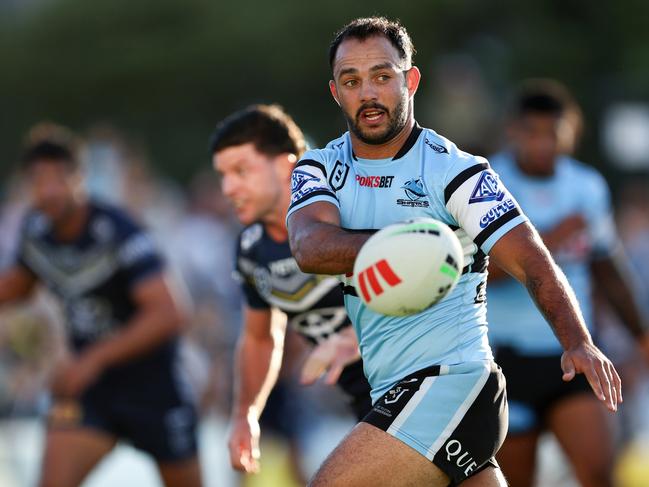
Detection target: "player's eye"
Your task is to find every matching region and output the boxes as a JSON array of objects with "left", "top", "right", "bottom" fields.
[
  {"left": 343, "top": 79, "right": 358, "bottom": 87},
  {"left": 377, "top": 74, "right": 391, "bottom": 82}
]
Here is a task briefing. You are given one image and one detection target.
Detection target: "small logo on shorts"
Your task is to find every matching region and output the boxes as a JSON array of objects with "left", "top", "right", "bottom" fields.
[
  {"left": 384, "top": 386, "right": 410, "bottom": 404},
  {"left": 356, "top": 259, "right": 402, "bottom": 303}
]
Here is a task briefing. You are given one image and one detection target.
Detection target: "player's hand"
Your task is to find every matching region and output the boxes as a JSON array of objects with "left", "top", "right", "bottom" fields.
[
  {"left": 543, "top": 214, "right": 587, "bottom": 251},
  {"left": 300, "top": 328, "right": 360, "bottom": 386},
  {"left": 561, "top": 341, "right": 622, "bottom": 412},
  {"left": 228, "top": 414, "right": 261, "bottom": 474},
  {"left": 50, "top": 352, "right": 104, "bottom": 398}
]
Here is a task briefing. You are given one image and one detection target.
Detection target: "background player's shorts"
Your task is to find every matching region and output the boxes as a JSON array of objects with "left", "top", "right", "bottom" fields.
[
  {"left": 495, "top": 346, "right": 592, "bottom": 435},
  {"left": 362, "top": 361, "right": 507, "bottom": 486},
  {"left": 48, "top": 363, "right": 198, "bottom": 463},
  {"left": 336, "top": 359, "right": 373, "bottom": 420}
]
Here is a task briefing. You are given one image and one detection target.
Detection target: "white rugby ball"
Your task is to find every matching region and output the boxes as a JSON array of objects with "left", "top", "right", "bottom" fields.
[{"left": 352, "top": 218, "right": 464, "bottom": 316}]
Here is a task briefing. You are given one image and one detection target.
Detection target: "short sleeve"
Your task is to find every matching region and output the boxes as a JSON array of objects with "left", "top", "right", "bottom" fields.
[
  {"left": 116, "top": 220, "right": 164, "bottom": 287},
  {"left": 444, "top": 156, "right": 528, "bottom": 254},
  {"left": 234, "top": 237, "right": 270, "bottom": 310},
  {"left": 584, "top": 171, "right": 618, "bottom": 259},
  {"left": 286, "top": 152, "right": 339, "bottom": 221}
]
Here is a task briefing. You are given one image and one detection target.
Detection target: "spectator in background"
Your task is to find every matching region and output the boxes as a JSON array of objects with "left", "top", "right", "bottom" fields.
[
  {"left": 487, "top": 80, "right": 649, "bottom": 487},
  {"left": 0, "top": 123, "right": 202, "bottom": 487}
]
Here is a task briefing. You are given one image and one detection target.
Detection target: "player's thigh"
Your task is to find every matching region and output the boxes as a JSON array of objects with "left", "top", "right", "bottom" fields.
[
  {"left": 158, "top": 456, "right": 202, "bottom": 487},
  {"left": 547, "top": 393, "right": 615, "bottom": 487},
  {"left": 309, "top": 422, "right": 450, "bottom": 487},
  {"left": 39, "top": 426, "right": 117, "bottom": 487},
  {"left": 495, "top": 430, "right": 539, "bottom": 487}
]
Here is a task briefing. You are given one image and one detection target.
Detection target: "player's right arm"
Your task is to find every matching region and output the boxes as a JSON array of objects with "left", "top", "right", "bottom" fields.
[
  {"left": 287, "top": 155, "right": 370, "bottom": 275},
  {"left": 288, "top": 202, "right": 370, "bottom": 275},
  {"left": 228, "top": 306, "right": 286, "bottom": 473},
  {"left": 0, "top": 266, "right": 36, "bottom": 305}
]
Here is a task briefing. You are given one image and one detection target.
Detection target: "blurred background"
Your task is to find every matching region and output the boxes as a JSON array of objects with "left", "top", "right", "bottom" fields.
[{"left": 1, "top": 0, "right": 649, "bottom": 486}]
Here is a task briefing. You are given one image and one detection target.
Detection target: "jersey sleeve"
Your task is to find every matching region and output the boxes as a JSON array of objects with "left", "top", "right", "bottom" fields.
[
  {"left": 444, "top": 156, "right": 528, "bottom": 254},
  {"left": 233, "top": 236, "right": 270, "bottom": 310},
  {"left": 584, "top": 170, "right": 618, "bottom": 259},
  {"left": 286, "top": 151, "right": 339, "bottom": 221},
  {"left": 115, "top": 215, "right": 165, "bottom": 288},
  {"left": 13, "top": 214, "right": 38, "bottom": 276}
]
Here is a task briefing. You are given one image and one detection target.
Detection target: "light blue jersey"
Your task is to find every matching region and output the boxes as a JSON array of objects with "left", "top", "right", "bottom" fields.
[
  {"left": 287, "top": 124, "right": 528, "bottom": 402},
  {"left": 488, "top": 152, "right": 618, "bottom": 355}
]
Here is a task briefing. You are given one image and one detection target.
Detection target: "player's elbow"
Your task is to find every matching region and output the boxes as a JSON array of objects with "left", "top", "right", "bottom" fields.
[
  {"left": 292, "top": 244, "right": 319, "bottom": 274},
  {"left": 289, "top": 232, "right": 318, "bottom": 274}
]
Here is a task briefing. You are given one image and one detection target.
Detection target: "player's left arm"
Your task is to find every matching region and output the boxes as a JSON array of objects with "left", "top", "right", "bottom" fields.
[
  {"left": 51, "top": 272, "right": 187, "bottom": 398},
  {"left": 591, "top": 250, "right": 649, "bottom": 361},
  {"left": 489, "top": 222, "right": 622, "bottom": 412}
]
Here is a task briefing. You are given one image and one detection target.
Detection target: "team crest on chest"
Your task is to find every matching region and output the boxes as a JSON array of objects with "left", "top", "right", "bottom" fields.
[
  {"left": 329, "top": 161, "right": 350, "bottom": 191},
  {"left": 396, "top": 178, "right": 429, "bottom": 208}
]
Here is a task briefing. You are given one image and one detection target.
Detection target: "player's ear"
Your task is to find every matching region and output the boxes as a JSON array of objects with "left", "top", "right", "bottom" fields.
[
  {"left": 329, "top": 80, "right": 341, "bottom": 106},
  {"left": 406, "top": 66, "right": 421, "bottom": 97},
  {"left": 276, "top": 153, "right": 297, "bottom": 182}
]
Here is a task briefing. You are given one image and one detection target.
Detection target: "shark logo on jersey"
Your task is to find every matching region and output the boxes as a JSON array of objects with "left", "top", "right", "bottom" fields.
[
  {"left": 469, "top": 172, "right": 505, "bottom": 204},
  {"left": 329, "top": 161, "right": 350, "bottom": 191},
  {"left": 424, "top": 137, "right": 449, "bottom": 154},
  {"left": 397, "top": 178, "right": 430, "bottom": 207},
  {"left": 291, "top": 170, "right": 319, "bottom": 193}
]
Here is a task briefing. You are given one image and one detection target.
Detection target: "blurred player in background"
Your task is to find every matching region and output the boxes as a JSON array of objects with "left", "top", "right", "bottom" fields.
[
  {"left": 287, "top": 17, "right": 622, "bottom": 487},
  {"left": 0, "top": 124, "right": 202, "bottom": 487},
  {"left": 487, "top": 80, "right": 649, "bottom": 487},
  {"left": 210, "top": 105, "right": 372, "bottom": 475}
]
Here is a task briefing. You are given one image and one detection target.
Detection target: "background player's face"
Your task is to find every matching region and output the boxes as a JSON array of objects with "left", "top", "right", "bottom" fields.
[
  {"left": 26, "top": 159, "right": 83, "bottom": 224},
  {"left": 213, "top": 143, "right": 293, "bottom": 226},
  {"left": 330, "top": 36, "right": 418, "bottom": 145},
  {"left": 508, "top": 113, "right": 571, "bottom": 175}
]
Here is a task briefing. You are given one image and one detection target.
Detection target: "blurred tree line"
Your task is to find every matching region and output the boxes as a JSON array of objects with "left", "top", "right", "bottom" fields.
[{"left": 1, "top": 0, "right": 648, "bottom": 184}]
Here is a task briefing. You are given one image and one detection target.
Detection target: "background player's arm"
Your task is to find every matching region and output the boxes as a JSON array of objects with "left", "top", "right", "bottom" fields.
[
  {"left": 489, "top": 221, "right": 622, "bottom": 411},
  {"left": 0, "top": 266, "right": 37, "bottom": 305},
  {"left": 590, "top": 250, "right": 649, "bottom": 361},
  {"left": 229, "top": 307, "right": 286, "bottom": 473},
  {"left": 488, "top": 213, "right": 587, "bottom": 281},
  {"left": 288, "top": 201, "right": 371, "bottom": 275},
  {"left": 51, "top": 273, "right": 186, "bottom": 397}
]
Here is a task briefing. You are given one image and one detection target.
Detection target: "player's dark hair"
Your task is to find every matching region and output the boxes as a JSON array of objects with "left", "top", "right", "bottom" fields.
[
  {"left": 21, "top": 123, "right": 81, "bottom": 171},
  {"left": 510, "top": 79, "right": 577, "bottom": 119},
  {"left": 329, "top": 17, "right": 415, "bottom": 69},
  {"left": 209, "top": 104, "right": 306, "bottom": 158}
]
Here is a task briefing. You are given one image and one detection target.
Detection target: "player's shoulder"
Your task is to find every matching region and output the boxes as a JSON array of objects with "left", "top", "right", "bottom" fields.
[
  {"left": 420, "top": 128, "right": 488, "bottom": 176},
  {"left": 237, "top": 223, "right": 265, "bottom": 255},
  {"left": 19, "top": 208, "right": 51, "bottom": 241},
  {"left": 88, "top": 199, "right": 147, "bottom": 243},
  {"left": 298, "top": 132, "right": 352, "bottom": 170},
  {"left": 559, "top": 155, "right": 604, "bottom": 180}
]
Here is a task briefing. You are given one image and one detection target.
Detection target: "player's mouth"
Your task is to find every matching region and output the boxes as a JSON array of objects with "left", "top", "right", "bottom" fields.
[{"left": 359, "top": 108, "right": 387, "bottom": 126}]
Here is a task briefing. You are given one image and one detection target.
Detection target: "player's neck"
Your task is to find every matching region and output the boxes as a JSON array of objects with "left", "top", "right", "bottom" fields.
[
  {"left": 350, "top": 118, "right": 416, "bottom": 159},
  {"left": 263, "top": 196, "right": 290, "bottom": 243},
  {"left": 515, "top": 159, "right": 555, "bottom": 178},
  {"left": 53, "top": 199, "right": 90, "bottom": 242}
]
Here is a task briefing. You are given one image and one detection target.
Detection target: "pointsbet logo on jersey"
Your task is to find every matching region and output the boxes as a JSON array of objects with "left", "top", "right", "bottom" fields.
[{"left": 356, "top": 175, "right": 394, "bottom": 188}]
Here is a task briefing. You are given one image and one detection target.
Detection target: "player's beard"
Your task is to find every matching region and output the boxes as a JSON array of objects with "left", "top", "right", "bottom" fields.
[{"left": 344, "top": 96, "right": 409, "bottom": 145}]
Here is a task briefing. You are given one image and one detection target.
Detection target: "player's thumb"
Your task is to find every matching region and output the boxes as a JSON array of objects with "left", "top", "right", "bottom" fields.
[{"left": 561, "top": 354, "right": 576, "bottom": 382}]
